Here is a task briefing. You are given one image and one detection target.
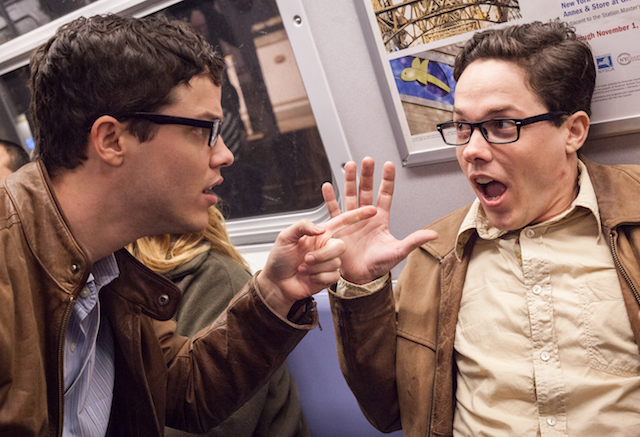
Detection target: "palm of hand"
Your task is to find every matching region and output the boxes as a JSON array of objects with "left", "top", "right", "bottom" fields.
[
  {"left": 333, "top": 209, "right": 401, "bottom": 284},
  {"left": 323, "top": 158, "right": 438, "bottom": 286}
]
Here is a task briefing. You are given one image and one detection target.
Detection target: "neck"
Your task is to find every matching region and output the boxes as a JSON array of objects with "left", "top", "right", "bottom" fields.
[
  {"left": 529, "top": 156, "right": 581, "bottom": 227},
  {"left": 49, "top": 166, "right": 139, "bottom": 263}
]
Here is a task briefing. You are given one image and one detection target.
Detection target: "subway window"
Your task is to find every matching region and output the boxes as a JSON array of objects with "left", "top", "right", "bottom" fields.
[
  {"left": 0, "top": 0, "right": 334, "bottom": 226},
  {"left": 0, "top": 64, "right": 31, "bottom": 148},
  {"left": 0, "top": 0, "right": 100, "bottom": 44}
]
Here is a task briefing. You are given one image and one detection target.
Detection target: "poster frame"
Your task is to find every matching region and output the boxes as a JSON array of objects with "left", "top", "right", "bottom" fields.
[{"left": 356, "top": 0, "right": 640, "bottom": 167}]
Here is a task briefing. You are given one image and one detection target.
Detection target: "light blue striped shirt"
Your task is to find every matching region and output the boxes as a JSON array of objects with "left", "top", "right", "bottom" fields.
[{"left": 63, "top": 254, "right": 119, "bottom": 437}]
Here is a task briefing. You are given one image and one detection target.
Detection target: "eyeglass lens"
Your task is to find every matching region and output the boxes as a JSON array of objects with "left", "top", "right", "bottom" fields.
[
  {"left": 440, "top": 119, "right": 519, "bottom": 145},
  {"left": 210, "top": 119, "right": 221, "bottom": 147}
]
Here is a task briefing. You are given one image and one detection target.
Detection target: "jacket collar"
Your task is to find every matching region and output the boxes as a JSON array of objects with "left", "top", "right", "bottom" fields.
[
  {"left": 109, "top": 249, "right": 181, "bottom": 320},
  {"left": 4, "top": 160, "right": 180, "bottom": 319},
  {"left": 582, "top": 156, "right": 640, "bottom": 230},
  {"left": 420, "top": 205, "right": 471, "bottom": 262},
  {"left": 4, "top": 161, "right": 89, "bottom": 294}
]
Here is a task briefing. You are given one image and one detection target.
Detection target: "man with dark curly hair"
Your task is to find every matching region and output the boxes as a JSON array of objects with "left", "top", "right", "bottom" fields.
[{"left": 0, "top": 14, "right": 376, "bottom": 437}]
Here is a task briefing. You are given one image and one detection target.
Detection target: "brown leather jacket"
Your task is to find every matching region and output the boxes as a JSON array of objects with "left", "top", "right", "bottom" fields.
[
  {"left": 0, "top": 161, "right": 318, "bottom": 437},
  {"left": 330, "top": 158, "right": 640, "bottom": 437}
]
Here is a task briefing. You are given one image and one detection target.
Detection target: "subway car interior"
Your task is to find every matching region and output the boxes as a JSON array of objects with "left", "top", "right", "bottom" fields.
[{"left": 1, "top": 0, "right": 639, "bottom": 436}]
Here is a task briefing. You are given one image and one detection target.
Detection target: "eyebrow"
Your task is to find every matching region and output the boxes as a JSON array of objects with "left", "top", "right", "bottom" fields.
[
  {"left": 193, "top": 111, "right": 223, "bottom": 122},
  {"left": 453, "top": 105, "right": 518, "bottom": 119}
]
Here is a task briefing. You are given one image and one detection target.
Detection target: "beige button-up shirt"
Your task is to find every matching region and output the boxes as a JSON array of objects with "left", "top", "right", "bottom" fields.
[{"left": 453, "top": 160, "right": 640, "bottom": 436}]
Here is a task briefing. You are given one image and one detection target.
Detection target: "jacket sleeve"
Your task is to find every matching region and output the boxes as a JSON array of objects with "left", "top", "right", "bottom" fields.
[
  {"left": 165, "top": 362, "right": 310, "bottom": 437},
  {"left": 328, "top": 276, "right": 402, "bottom": 433},
  {"left": 163, "top": 251, "right": 311, "bottom": 437},
  {"left": 159, "top": 273, "right": 317, "bottom": 433}
]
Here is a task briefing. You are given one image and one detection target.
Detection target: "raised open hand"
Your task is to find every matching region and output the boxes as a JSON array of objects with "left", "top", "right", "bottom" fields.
[
  {"left": 322, "top": 157, "right": 438, "bottom": 284},
  {"left": 257, "top": 205, "right": 377, "bottom": 316}
]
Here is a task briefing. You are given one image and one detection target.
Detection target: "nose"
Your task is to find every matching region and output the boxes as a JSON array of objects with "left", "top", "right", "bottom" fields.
[
  {"left": 459, "top": 127, "right": 492, "bottom": 163},
  {"left": 210, "top": 135, "right": 234, "bottom": 169}
]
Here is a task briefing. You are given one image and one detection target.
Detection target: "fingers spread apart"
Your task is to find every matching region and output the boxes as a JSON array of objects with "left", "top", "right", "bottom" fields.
[{"left": 336, "top": 158, "right": 396, "bottom": 213}]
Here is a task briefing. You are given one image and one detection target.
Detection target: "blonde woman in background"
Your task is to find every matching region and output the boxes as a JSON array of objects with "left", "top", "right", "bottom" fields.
[{"left": 128, "top": 206, "right": 311, "bottom": 437}]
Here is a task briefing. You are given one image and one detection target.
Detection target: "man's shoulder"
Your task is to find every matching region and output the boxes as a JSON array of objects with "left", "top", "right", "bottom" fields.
[
  {"left": 0, "top": 181, "right": 15, "bottom": 228},
  {"left": 584, "top": 157, "right": 640, "bottom": 180},
  {"left": 583, "top": 157, "right": 640, "bottom": 226},
  {"left": 1, "top": 162, "right": 56, "bottom": 234},
  {"left": 584, "top": 158, "right": 640, "bottom": 195},
  {"left": 2, "top": 162, "right": 47, "bottom": 215},
  {"left": 0, "top": 163, "right": 40, "bottom": 230}
]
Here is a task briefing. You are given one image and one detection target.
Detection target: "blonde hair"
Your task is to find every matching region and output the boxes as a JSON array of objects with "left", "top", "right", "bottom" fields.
[{"left": 127, "top": 206, "right": 248, "bottom": 273}]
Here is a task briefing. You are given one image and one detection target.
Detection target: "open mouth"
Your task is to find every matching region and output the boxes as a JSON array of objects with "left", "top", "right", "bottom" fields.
[
  {"left": 204, "top": 187, "right": 216, "bottom": 195},
  {"left": 476, "top": 177, "right": 507, "bottom": 201}
]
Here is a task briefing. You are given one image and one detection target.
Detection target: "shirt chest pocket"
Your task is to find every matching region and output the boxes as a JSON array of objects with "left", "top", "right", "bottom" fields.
[{"left": 579, "top": 274, "right": 640, "bottom": 377}]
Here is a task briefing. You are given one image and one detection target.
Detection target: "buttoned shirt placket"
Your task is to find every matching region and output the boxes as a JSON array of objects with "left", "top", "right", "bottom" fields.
[
  {"left": 519, "top": 226, "right": 568, "bottom": 435},
  {"left": 63, "top": 255, "right": 119, "bottom": 436}
]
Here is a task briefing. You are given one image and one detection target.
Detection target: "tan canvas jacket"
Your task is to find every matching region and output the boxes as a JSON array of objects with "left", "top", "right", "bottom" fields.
[
  {"left": 0, "top": 161, "right": 318, "bottom": 437},
  {"left": 330, "top": 158, "right": 640, "bottom": 437}
]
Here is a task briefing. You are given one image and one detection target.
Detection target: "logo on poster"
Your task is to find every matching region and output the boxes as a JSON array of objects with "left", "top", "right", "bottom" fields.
[
  {"left": 617, "top": 52, "right": 640, "bottom": 66},
  {"left": 596, "top": 54, "right": 614, "bottom": 73}
]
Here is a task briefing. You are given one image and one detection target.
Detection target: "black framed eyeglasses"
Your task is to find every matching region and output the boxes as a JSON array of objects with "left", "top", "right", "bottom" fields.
[
  {"left": 436, "top": 112, "right": 567, "bottom": 146},
  {"left": 116, "top": 112, "right": 222, "bottom": 148}
]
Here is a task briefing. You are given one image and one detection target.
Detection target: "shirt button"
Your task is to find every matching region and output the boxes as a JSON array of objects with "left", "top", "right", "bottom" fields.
[
  {"left": 70, "top": 343, "right": 77, "bottom": 353},
  {"left": 525, "top": 229, "right": 536, "bottom": 238},
  {"left": 547, "top": 417, "right": 557, "bottom": 426},
  {"left": 532, "top": 285, "right": 542, "bottom": 295},
  {"left": 80, "top": 287, "right": 90, "bottom": 299},
  {"left": 541, "top": 351, "right": 551, "bottom": 361}
]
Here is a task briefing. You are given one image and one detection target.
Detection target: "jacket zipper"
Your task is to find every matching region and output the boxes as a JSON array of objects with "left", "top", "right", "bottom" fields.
[
  {"left": 57, "top": 296, "right": 75, "bottom": 437},
  {"left": 609, "top": 231, "right": 640, "bottom": 306}
]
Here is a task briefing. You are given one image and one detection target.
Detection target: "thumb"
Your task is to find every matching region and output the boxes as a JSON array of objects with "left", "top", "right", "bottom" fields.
[
  {"left": 397, "top": 229, "right": 438, "bottom": 259},
  {"left": 276, "top": 219, "right": 325, "bottom": 246}
]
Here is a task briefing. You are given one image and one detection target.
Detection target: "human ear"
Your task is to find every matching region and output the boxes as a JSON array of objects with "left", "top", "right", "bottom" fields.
[
  {"left": 564, "top": 111, "right": 590, "bottom": 154},
  {"left": 89, "top": 115, "right": 125, "bottom": 166}
]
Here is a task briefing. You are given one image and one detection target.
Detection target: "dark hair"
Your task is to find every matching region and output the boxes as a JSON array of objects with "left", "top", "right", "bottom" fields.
[
  {"left": 29, "top": 14, "right": 226, "bottom": 174},
  {"left": 0, "top": 139, "right": 30, "bottom": 172},
  {"left": 454, "top": 20, "right": 596, "bottom": 122}
]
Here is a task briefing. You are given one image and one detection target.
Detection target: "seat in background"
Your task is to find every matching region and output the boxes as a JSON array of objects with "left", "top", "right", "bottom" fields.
[{"left": 286, "top": 291, "right": 404, "bottom": 437}]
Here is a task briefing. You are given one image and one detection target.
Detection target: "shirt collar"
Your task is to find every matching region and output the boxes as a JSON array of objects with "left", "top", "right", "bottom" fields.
[
  {"left": 91, "top": 253, "right": 120, "bottom": 291},
  {"left": 74, "top": 254, "right": 120, "bottom": 321},
  {"left": 454, "top": 159, "right": 602, "bottom": 261}
]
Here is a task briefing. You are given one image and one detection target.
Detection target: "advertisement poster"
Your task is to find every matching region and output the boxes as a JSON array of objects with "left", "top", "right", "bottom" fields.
[{"left": 357, "top": 0, "right": 640, "bottom": 165}]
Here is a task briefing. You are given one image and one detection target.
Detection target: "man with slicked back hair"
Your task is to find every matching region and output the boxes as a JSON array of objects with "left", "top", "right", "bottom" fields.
[{"left": 324, "top": 20, "right": 640, "bottom": 437}]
